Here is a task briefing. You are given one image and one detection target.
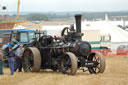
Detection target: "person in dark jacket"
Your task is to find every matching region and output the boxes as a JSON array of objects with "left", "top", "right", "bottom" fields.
[
  {"left": 0, "top": 53, "right": 4, "bottom": 75},
  {"left": 8, "top": 47, "right": 15, "bottom": 75}
]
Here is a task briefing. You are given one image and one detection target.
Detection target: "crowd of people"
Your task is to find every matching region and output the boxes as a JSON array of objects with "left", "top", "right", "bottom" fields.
[{"left": 0, "top": 44, "right": 24, "bottom": 75}]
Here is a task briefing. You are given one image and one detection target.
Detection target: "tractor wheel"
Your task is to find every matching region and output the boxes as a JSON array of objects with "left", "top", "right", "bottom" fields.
[
  {"left": 88, "top": 52, "right": 106, "bottom": 74},
  {"left": 23, "top": 47, "right": 41, "bottom": 72},
  {"left": 60, "top": 52, "right": 77, "bottom": 75}
]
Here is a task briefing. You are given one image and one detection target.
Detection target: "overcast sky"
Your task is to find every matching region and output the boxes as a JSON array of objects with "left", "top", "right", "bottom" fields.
[{"left": 0, "top": 0, "right": 128, "bottom": 12}]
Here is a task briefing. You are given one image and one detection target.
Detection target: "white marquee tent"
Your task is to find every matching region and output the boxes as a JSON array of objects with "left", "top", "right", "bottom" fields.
[{"left": 82, "top": 21, "right": 128, "bottom": 43}]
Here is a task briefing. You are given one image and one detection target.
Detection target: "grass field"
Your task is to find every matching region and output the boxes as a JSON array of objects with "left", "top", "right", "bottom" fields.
[{"left": 0, "top": 56, "right": 128, "bottom": 85}]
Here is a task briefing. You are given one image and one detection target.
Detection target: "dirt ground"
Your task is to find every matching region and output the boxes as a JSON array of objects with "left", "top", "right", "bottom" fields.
[{"left": 0, "top": 56, "right": 128, "bottom": 85}]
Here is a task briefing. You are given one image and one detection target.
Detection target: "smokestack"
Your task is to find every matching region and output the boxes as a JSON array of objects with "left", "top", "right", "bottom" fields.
[
  {"left": 2, "top": 6, "right": 6, "bottom": 10},
  {"left": 75, "top": 14, "right": 82, "bottom": 34}
]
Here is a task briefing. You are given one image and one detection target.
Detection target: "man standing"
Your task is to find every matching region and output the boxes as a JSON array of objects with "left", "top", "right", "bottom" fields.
[
  {"left": 15, "top": 44, "right": 24, "bottom": 72},
  {"left": 0, "top": 53, "right": 4, "bottom": 75},
  {"left": 8, "top": 47, "right": 15, "bottom": 75}
]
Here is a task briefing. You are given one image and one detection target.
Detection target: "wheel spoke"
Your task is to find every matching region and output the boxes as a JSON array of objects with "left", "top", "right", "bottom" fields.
[
  {"left": 94, "top": 56, "right": 97, "bottom": 61},
  {"left": 26, "top": 64, "right": 32, "bottom": 72},
  {"left": 65, "top": 60, "right": 71, "bottom": 66},
  {"left": 96, "top": 66, "right": 100, "bottom": 72},
  {"left": 96, "top": 58, "right": 99, "bottom": 62}
]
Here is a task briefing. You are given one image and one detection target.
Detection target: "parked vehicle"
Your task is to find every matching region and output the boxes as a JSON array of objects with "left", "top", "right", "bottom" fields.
[
  {"left": 2, "top": 29, "right": 37, "bottom": 66},
  {"left": 116, "top": 45, "right": 128, "bottom": 55},
  {"left": 22, "top": 15, "right": 106, "bottom": 75},
  {"left": 82, "top": 30, "right": 111, "bottom": 55}
]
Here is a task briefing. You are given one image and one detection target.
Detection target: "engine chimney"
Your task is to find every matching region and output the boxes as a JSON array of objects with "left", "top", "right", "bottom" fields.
[
  {"left": 75, "top": 14, "right": 81, "bottom": 33},
  {"left": 75, "top": 14, "right": 82, "bottom": 39}
]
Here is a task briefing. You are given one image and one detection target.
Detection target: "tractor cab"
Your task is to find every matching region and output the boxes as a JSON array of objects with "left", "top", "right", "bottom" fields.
[{"left": 10, "top": 29, "right": 36, "bottom": 45}]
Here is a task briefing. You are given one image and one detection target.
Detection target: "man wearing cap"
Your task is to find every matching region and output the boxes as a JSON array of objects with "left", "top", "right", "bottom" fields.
[
  {"left": 0, "top": 53, "right": 4, "bottom": 75},
  {"left": 15, "top": 44, "right": 24, "bottom": 72}
]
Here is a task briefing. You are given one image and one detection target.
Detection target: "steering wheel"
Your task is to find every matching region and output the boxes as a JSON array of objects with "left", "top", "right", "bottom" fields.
[{"left": 61, "top": 27, "right": 70, "bottom": 36}]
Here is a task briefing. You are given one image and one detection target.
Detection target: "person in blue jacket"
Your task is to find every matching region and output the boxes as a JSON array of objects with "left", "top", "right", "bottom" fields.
[{"left": 8, "top": 46, "right": 15, "bottom": 75}]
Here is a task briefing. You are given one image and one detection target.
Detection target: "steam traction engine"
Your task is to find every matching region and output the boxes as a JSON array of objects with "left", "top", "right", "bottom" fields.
[{"left": 23, "top": 15, "right": 106, "bottom": 75}]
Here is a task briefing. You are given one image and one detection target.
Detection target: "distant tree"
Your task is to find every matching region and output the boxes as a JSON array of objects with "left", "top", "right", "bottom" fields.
[
  {"left": 12, "top": 14, "right": 17, "bottom": 18},
  {"left": 27, "top": 14, "right": 48, "bottom": 21}
]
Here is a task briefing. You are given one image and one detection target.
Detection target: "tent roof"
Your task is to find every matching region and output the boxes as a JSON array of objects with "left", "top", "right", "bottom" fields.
[{"left": 82, "top": 21, "right": 128, "bottom": 42}]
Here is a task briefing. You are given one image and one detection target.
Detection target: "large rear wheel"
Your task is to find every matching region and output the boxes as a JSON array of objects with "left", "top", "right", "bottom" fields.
[
  {"left": 60, "top": 52, "right": 77, "bottom": 75},
  {"left": 23, "top": 47, "right": 41, "bottom": 72},
  {"left": 88, "top": 52, "right": 106, "bottom": 74}
]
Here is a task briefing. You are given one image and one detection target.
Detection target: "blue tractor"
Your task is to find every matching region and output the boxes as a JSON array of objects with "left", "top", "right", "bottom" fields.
[{"left": 2, "top": 29, "right": 37, "bottom": 66}]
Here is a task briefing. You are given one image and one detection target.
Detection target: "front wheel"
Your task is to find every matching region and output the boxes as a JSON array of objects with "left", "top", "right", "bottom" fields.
[
  {"left": 60, "top": 52, "right": 78, "bottom": 75},
  {"left": 88, "top": 52, "right": 106, "bottom": 74}
]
